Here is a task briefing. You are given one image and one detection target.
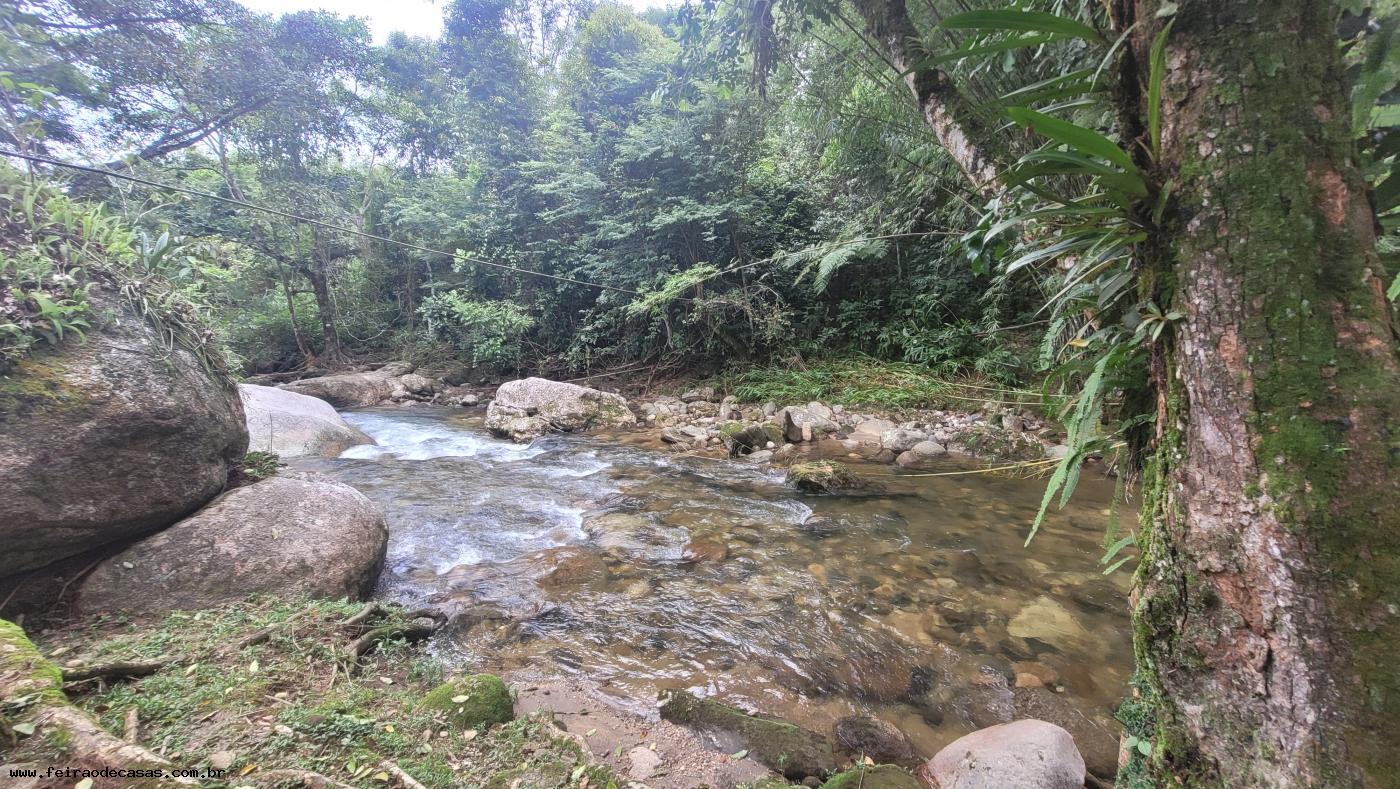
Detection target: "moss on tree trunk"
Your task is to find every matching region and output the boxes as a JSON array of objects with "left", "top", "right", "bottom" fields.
[{"left": 1119, "top": 1, "right": 1400, "bottom": 784}]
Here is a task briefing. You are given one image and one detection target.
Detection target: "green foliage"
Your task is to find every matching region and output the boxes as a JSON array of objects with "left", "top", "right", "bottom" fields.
[
  {"left": 0, "top": 166, "right": 232, "bottom": 381},
  {"left": 238, "top": 451, "right": 281, "bottom": 483},
  {"left": 419, "top": 293, "right": 534, "bottom": 367}
]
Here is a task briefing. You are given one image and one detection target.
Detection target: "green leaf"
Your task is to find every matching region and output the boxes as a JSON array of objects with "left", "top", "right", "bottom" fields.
[
  {"left": 1148, "top": 20, "right": 1175, "bottom": 159},
  {"left": 13, "top": 722, "right": 36, "bottom": 735},
  {"left": 939, "top": 9, "right": 1102, "bottom": 42},
  {"left": 1387, "top": 272, "right": 1400, "bottom": 301},
  {"left": 1006, "top": 107, "right": 1135, "bottom": 170},
  {"left": 731, "top": 749, "right": 749, "bottom": 759}
]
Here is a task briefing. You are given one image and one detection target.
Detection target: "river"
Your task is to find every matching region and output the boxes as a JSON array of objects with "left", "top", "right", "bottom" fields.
[{"left": 291, "top": 406, "right": 1133, "bottom": 761}]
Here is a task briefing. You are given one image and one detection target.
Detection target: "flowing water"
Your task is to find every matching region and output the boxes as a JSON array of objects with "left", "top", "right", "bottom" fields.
[{"left": 293, "top": 406, "right": 1134, "bottom": 759}]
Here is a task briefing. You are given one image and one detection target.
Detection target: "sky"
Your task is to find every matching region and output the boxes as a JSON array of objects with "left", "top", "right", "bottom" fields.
[{"left": 237, "top": 0, "right": 669, "bottom": 43}]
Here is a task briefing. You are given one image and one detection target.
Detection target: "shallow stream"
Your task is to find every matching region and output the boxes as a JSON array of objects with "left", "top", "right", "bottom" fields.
[{"left": 292, "top": 407, "right": 1133, "bottom": 760}]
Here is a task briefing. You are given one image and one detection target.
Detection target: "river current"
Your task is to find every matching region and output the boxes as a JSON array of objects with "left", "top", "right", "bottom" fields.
[{"left": 291, "top": 406, "right": 1133, "bottom": 759}]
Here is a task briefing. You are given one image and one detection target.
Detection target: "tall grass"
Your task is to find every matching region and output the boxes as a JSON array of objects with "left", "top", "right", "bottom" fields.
[{"left": 713, "top": 357, "right": 1044, "bottom": 411}]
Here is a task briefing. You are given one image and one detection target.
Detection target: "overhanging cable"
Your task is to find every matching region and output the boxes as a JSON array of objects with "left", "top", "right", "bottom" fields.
[{"left": 0, "top": 148, "right": 645, "bottom": 297}]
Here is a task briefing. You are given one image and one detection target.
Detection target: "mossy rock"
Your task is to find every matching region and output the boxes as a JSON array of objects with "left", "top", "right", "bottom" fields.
[
  {"left": 659, "top": 690, "right": 835, "bottom": 779},
  {"left": 420, "top": 674, "right": 514, "bottom": 731},
  {"left": 786, "top": 461, "right": 880, "bottom": 495},
  {"left": 820, "top": 765, "right": 923, "bottom": 789}
]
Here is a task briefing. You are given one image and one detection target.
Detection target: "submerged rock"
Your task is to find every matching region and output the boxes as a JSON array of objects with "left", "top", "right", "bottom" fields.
[
  {"left": 78, "top": 473, "right": 387, "bottom": 615},
  {"left": 485, "top": 377, "right": 636, "bottom": 441},
  {"left": 786, "top": 460, "right": 880, "bottom": 495},
  {"left": 238, "top": 383, "right": 372, "bottom": 458},
  {"left": 658, "top": 690, "right": 836, "bottom": 779},
  {"left": 0, "top": 288, "right": 247, "bottom": 576},
  {"left": 832, "top": 716, "right": 916, "bottom": 766},
  {"left": 420, "top": 674, "right": 514, "bottom": 730},
  {"left": 920, "top": 719, "right": 1085, "bottom": 789},
  {"left": 821, "top": 765, "right": 923, "bottom": 789}
]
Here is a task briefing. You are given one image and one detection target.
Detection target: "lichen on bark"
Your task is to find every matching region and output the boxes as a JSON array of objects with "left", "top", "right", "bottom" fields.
[{"left": 1121, "top": 0, "right": 1400, "bottom": 784}]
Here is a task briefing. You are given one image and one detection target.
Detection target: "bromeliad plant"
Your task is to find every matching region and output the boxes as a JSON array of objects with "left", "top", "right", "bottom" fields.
[{"left": 941, "top": 7, "right": 1175, "bottom": 567}]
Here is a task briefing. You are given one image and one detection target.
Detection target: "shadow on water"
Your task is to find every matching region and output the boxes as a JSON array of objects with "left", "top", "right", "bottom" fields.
[{"left": 292, "top": 406, "right": 1135, "bottom": 759}]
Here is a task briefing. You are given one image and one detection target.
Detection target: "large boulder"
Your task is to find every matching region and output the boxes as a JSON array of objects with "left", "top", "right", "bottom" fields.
[
  {"left": 780, "top": 405, "right": 839, "bottom": 442},
  {"left": 920, "top": 719, "right": 1085, "bottom": 789},
  {"left": 659, "top": 690, "right": 836, "bottom": 779},
  {"left": 0, "top": 288, "right": 247, "bottom": 576},
  {"left": 277, "top": 363, "right": 414, "bottom": 408},
  {"left": 238, "top": 384, "right": 372, "bottom": 458},
  {"left": 485, "top": 377, "right": 636, "bottom": 441},
  {"left": 78, "top": 473, "right": 387, "bottom": 615}
]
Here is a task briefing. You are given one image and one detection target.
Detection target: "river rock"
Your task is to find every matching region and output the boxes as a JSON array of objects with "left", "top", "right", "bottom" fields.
[
  {"left": 920, "top": 719, "right": 1085, "bottom": 789},
  {"left": 1006, "top": 596, "right": 1092, "bottom": 651},
  {"left": 911, "top": 440, "right": 947, "bottom": 458},
  {"left": 659, "top": 690, "right": 836, "bottom": 779},
  {"left": 279, "top": 364, "right": 412, "bottom": 408},
  {"left": 1012, "top": 687, "right": 1120, "bottom": 780},
  {"left": 238, "top": 384, "right": 372, "bottom": 458},
  {"left": 485, "top": 377, "right": 637, "bottom": 441},
  {"left": 78, "top": 473, "right": 387, "bottom": 615},
  {"left": 787, "top": 460, "right": 880, "bottom": 495},
  {"left": 681, "top": 538, "right": 729, "bottom": 563},
  {"left": 781, "top": 405, "right": 839, "bottom": 442},
  {"left": 880, "top": 428, "right": 928, "bottom": 453},
  {"left": 398, "top": 373, "right": 441, "bottom": 396},
  {"left": 0, "top": 288, "right": 247, "bottom": 576},
  {"left": 681, "top": 386, "right": 716, "bottom": 403},
  {"left": 849, "top": 418, "right": 897, "bottom": 444},
  {"left": 832, "top": 716, "right": 916, "bottom": 766}
]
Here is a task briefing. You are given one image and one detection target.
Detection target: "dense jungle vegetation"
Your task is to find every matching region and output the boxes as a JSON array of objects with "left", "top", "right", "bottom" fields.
[
  {"left": 1, "top": 0, "right": 1042, "bottom": 384},
  {"left": 4, "top": 0, "right": 1400, "bottom": 785}
]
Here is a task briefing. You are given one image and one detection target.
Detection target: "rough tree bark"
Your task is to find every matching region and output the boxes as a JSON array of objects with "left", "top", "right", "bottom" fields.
[
  {"left": 1115, "top": 1, "right": 1400, "bottom": 784},
  {"left": 850, "top": 0, "right": 1003, "bottom": 196}
]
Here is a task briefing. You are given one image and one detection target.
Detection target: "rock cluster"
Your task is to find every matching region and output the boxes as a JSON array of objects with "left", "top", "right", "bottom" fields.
[{"left": 634, "top": 387, "right": 1069, "bottom": 468}]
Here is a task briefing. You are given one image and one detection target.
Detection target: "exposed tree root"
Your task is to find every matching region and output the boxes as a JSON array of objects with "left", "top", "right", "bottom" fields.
[
  {"left": 62, "top": 659, "right": 167, "bottom": 683},
  {"left": 340, "top": 608, "right": 445, "bottom": 673},
  {"left": 380, "top": 760, "right": 428, "bottom": 789},
  {"left": 1, "top": 619, "right": 193, "bottom": 784},
  {"left": 249, "top": 769, "right": 356, "bottom": 788}
]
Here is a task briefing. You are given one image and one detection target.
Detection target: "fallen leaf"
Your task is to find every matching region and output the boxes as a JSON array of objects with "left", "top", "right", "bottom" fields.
[
  {"left": 384, "top": 724, "right": 395, "bottom": 733},
  {"left": 464, "top": 729, "right": 478, "bottom": 741},
  {"left": 648, "top": 742, "right": 656, "bottom": 751},
  {"left": 379, "top": 676, "right": 393, "bottom": 685},
  {"left": 274, "top": 724, "right": 294, "bottom": 736},
  {"left": 585, "top": 728, "right": 597, "bottom": 737},
  {"left": 12, "top": 722, "right": 35, "bottom": 736},
  {"left": 450, "top": 694, "right": 470, "bottom": 703},
  {"left": 373, "top": 772, "right": 390, "bottom": 782},
  {"left": 248, "top": 659, "right": 259, "bottom": 674},
  {"left": 75, "top": 780, "right": 93, "bottom": 789},
  {"left": 239, "top": 764, "right": 257, "bottom": 776},
  {"left": 863, "top": 756, "right": 875, "bottom": 766},
  {"left": 731, "top": 750, "right": 748, "bottom": 760},
  {"left": 185, "top": 664, "right": 198, "bottom": 676}
]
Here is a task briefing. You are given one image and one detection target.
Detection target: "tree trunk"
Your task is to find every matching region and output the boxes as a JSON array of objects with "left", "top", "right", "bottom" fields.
[
  {"left": 851, "top": 0, "right": 1003, "bottom": 196},
  {"left": 303, "top": 226, "right": 347, "bottom": 367},
  {"left": 1120, "top": 1, "right": 1400, "bottom": 784}
]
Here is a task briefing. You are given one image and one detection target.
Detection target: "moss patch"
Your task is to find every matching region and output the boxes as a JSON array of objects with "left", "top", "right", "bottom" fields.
[
  {"left": 659, "top": 690, "right": 835, "bottom": 779},
  {"left": 420, "top": 674, "right": 514, "bottom": 731},
  {"left": 820, "top": 764, "right": 923, "bottom": 789},
  {"left": 786, "top": 461, "right": 879, "bottom": 495}
]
